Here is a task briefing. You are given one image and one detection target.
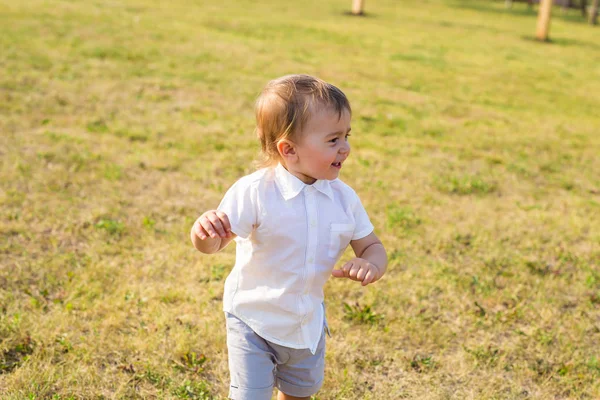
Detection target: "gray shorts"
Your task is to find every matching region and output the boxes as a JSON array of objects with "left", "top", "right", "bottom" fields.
[{"left": 225, "top": 312, "right": 330, "bottom": 400}]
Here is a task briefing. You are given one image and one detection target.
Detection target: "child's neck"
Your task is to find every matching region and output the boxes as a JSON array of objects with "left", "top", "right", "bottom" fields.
[{"left": 280, "top": 163, "right": 317, "bottom": 185}]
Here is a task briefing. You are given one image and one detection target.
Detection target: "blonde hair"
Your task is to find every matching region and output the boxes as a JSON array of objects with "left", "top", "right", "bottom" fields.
[{"left": 254, "top": 74, "right": 351, "bottom": 168}]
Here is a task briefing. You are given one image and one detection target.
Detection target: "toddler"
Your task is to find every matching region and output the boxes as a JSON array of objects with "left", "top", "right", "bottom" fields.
[{"left": 190, "top": 74, "right": 387, "bottom": 400}]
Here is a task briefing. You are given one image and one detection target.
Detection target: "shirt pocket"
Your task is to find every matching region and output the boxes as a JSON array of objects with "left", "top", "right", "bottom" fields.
[{"left": 328, "top": 223, "right": 355, "bottom": 259}]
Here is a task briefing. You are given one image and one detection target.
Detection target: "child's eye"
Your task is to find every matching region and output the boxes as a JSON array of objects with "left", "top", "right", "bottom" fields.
[
  {"left": 329, "top": 138, "right": 338, "bottom": 143},
  {"left": 345, "top": 134, "right": 351, "bottom": 140}
]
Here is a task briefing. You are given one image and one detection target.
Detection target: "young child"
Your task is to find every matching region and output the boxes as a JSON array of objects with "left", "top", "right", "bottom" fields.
[{"left": 190, "top": 74, "right": 387, "bottom": 400}]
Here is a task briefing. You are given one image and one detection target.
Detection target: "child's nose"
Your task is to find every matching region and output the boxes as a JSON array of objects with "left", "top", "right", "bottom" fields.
[{"left": 340, "top": 141, "right": 350, "bottom": 155}]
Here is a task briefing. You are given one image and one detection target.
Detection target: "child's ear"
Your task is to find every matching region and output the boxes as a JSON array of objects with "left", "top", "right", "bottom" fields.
[{"left": 276, "top": 139, "right": 298, "bottom": 162}]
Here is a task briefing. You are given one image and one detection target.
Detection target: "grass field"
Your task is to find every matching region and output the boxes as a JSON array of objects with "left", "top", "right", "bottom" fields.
[{"left": 1, "top": 0, "right": 600, "bottom": 398}]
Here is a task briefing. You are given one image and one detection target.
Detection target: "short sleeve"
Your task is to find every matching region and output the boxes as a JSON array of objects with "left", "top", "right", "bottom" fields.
[
  {"left": 351, "top": 194, "right": 374, "bottom": 241},
  {"left": 217, "top": 178, "right": 257, "bottom": 239}
]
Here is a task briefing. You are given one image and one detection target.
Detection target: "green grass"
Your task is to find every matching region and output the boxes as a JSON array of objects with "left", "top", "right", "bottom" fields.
[{"left": 1, "top": 0, "right": 599, "bottom": 398}]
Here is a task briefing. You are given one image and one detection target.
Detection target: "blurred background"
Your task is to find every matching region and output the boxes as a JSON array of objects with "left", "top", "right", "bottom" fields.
[{"left": 1, "top": 0, "right": 599, "bottom": 398}]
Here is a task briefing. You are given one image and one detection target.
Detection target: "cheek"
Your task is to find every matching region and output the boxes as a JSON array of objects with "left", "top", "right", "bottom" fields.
[{"left": 319, "top": 150, "right": 335, "bottom": 164}]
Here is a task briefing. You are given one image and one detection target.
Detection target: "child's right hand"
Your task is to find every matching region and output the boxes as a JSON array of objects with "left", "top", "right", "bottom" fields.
[{"left": 193, "top": 210, "right": 233, "bottom": 240}]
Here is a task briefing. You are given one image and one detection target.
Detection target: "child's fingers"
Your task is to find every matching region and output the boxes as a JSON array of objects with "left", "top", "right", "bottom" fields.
[
  {"left": 361, "top": 269, "right": 376, "bottom": 286},
  {"left": 331, "top": 269, "right": 345, "bottom": 278},
  {"left": 195, "top": 221, "right": 209, "bottom": 240},
  {"left": 206, "top": 213, "right": 227, "bottom": 238},
  {"left": 342, "top": 261, "right": 354, "bottom": 278},
  {"left": 356, "top": 266, "right": 368, "bottom": 281},
  {"left": 199, "top": 216, "right": 218, "bottom": 238},
  {"left": 348, "top": 263, "right": 361, "bottom": 280},
  {"left": 216, "top": 211, "right": 232, "bottom": 236}
]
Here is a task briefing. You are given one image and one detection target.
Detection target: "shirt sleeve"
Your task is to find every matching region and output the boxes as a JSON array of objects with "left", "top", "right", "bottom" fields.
[
  {"left": 352, "top": 193, "right": 374, "bottom": 241},
  {"left": 217, "top": 178, "right": 257, "bottom": 239}
]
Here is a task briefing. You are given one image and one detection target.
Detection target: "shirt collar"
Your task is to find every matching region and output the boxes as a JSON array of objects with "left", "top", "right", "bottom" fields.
[{"left": 274, "top": 163, "right": 334, "bottom": 201}]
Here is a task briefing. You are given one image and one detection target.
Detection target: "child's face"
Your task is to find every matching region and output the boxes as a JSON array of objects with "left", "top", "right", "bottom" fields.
[{"left": 292, "top": 106, "right": 351, "bottom": 184}]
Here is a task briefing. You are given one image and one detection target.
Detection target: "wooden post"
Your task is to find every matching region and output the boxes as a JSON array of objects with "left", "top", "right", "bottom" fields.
[
  {"left": 590, "top": 0, "right": 599, "bottom": 24},
  {"left": 536, "top": 0, "right": 553, "bottom": 41},
  {"left": 352, "top": 0, "right": 365, "bottom": 15}
]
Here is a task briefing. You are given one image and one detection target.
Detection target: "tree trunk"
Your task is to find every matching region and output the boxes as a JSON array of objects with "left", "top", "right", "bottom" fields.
[
  {"left": 590, "top": 0, "right": 599, "bottom": 24},
  {"left": 352, "top": 0, "right": 365, "bottom": 15},
  {"left": 581, "top": 0, "right": 588, "bottom": 17},
  {"left": 536, "top": 0, "right": 553, "bottom": 41}
]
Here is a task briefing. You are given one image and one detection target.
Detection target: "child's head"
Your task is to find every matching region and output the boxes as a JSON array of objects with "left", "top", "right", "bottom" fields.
[{"left": 255, "top": 75, "right": 351, "bottom": 174}]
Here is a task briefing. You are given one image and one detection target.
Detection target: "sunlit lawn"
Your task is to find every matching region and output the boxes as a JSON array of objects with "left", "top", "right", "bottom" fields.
[{"left": 1, "top": 0, "right": 599, "bottom": 398}]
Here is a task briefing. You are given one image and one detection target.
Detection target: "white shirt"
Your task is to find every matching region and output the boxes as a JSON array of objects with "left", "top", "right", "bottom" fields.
[{"left": 217, "top": 163, "right": 374, "bottom": 354}]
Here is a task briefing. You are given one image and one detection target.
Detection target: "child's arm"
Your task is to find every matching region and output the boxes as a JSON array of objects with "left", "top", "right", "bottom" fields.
[
  {"left": 190, "top": 210, "right": 236, "bottom": 254},
  {"left": 331, "top": 232, "right": 387, "bottom": 286}
]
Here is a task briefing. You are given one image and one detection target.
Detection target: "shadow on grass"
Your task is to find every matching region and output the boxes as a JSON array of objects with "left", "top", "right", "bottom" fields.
[
  {"left": 521, "top": 35, "right": 600, "bottom": 49},
  {"left": 340, "top": 11, "right": 378, "bottom": 18}
]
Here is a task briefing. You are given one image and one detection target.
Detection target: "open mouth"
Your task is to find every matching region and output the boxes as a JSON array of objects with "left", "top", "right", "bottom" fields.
[{"left": 331, "top": 161, "right": 342, "bottom": 169}]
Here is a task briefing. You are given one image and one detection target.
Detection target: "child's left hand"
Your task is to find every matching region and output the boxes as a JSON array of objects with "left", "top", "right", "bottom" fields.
[{"left": 331, "top": 258, "right": 382, "bottom": 286}]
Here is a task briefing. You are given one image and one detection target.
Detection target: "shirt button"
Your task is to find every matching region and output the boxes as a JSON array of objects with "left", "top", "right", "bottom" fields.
[
  {"left": 310, "top": 220, "right": 316, "bottom": 227},
  {"left": 308, "top": 257, "right": 314, "bottom": 263}
]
